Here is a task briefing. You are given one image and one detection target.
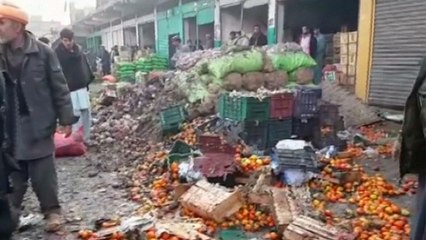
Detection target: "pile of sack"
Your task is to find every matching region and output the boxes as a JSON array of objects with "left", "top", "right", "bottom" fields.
[{"left": 116, "top": 62, "right": 136, "bottom": 83}]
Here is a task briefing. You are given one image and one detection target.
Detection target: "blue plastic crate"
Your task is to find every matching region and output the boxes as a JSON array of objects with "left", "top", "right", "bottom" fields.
[{"left": 293, "top": 89, "right": 320, "bottom": 118}]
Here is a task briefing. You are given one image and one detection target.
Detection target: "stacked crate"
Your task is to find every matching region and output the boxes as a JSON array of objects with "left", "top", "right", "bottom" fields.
[
  {"left": 332, "top": 33, "right": 341, "bottom": 64},
  {"left": 292, "top": 87, "right": 321, "bottom": 143},
  {"left": 218, "top": 92, "right": 294, "bottom": 150},
  {"left": 340, "top": 32, "right": 358, "bottom": 86}
]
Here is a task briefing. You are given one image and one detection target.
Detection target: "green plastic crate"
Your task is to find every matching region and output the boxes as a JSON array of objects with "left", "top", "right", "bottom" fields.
[
  {"left": 240, "top": 121, "right": 268, "bottom": 150},
  {"left": 267, "top": 118, "right": 293, "bottom": 148},
  {"left": 160, "top": 105, "right": 185, "bottom": 131},
  {"left": 219, "top": 94, "right": 270, "bottom": 121}
]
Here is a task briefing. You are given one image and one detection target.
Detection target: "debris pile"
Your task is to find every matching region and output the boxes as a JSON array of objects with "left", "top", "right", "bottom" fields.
[{"left": 82, "top": 44, "right": 411, "bottom": 240}]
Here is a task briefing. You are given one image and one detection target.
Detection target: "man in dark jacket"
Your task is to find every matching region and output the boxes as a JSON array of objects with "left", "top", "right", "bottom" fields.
[
  {"left": 249, "top": 25, "right": 267, "bottom": 47},
  {"left": 0, "top": 71, "right": 19, "bottom": 239},
  {"left": 396, "top": 58, "right": 426, "bottom": 239},
  {"left": 0, "top": 3, "right": 75, "bottom": 233},
  {"left": 101, "top": 46, "right": 111, "bottom": 75},
  {"left": 55, "top": 29, "right": 93, "bottom": 143}
]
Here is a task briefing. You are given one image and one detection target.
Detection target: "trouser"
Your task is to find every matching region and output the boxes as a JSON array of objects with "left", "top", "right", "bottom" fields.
[
  {"left": 412, "top": 175, "right": 426, "bottom": 239},
  {"left": 412, "top": 95, "right": 426, "bottom": 239},
  {"left": 9, "top": 155, "right": 60, "bottom": 216},
  {"left": 72, "top": 108, "right": 91, "bottom": 143},
  {"left": 0, "top": 196, "right": 17, "bottom": 240}
]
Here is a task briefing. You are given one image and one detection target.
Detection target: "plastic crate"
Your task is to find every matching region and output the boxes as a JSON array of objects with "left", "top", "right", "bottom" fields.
[
  {"left": 292, "top": 118, "right": 321, "bottom": 141},
  {"left": 293, "top": 89, "right": 320, "bottom": 118},
  {"left": 196, "top": 135, "right": 235, "bottom": 154},
  {"left": 273, "top": 148, "right": 319, "bottom": 172},
  {"left": 267, "top": 118, "right": 293, "bottom": 148},
  {"left": 240, "top": 121, "right": 268, "bottom": 150},
  {"left": 270, "top": 93, "right": 295, "bottom": 119},
  {"left": 219, "top": 94, "right": 270, "bottom": 121},
  {"left": 319, "top": 103, "right": 340, "bottom": 126},
  {"left": 160, "top": 105, "right": 185, "bottom": 130}
]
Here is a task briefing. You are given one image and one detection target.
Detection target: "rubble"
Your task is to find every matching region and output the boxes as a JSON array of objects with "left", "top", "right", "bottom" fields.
[{"left": 79, "top": 45, "right": 412, "bottom": 240}]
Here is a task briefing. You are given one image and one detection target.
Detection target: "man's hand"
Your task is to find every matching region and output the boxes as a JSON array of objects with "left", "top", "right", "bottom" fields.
[
  {"left": 62, "top": 125, "right": 72, "bottom": 138},
  {"left": 392, "top": 139, "right": 401, "bottom": 161}
]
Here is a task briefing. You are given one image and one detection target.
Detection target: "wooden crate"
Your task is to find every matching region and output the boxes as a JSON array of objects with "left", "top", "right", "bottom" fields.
[
  {"left": 270, "top": 188, "right": 295, "bottom": 233},
  {"left": 348, "top": 43, "right": 357, "bottom": 54},
  {"left": 349, "top": 31, "right": 358, "bottom": 43},
  {"left": 179, "top": 180, "right": 243, "bottom": 222},
  {"left": 340, "top": 32, "right": 349, "bottom": 44},
  {"left": 283, "top": 216, "right": 349, "bottom": 240}
]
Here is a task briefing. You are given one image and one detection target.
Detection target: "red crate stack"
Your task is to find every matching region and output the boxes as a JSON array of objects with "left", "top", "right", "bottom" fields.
[{"left": 270, "top": 93, "right": 295, "bottom": 119}]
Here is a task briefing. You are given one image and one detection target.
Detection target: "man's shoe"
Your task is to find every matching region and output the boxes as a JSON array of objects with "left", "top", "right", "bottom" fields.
[{"left": 44, "top": 213, "right": 63, "bottom": 233}]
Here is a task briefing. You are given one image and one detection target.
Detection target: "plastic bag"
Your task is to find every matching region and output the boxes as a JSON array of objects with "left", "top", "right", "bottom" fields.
[
  {"left": 270, "top": 52, "right": 317, "bottom": 72},
  {"left": 232, "top": 50, "right": 264, "bottom": 73},
  {"left": 289, "top": 68, "right": 314, "bottom": 85},
  {"left": 55, "top": 130, "right": 86, "bottom": 158},
  {"left": 208, "top": 50, "right": 264, "bottom": 78}
]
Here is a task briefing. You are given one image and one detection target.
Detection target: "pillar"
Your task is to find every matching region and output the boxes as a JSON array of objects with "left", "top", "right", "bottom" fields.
[
  {"left": 267, "top": 0, "right": 277, "bottom": 44},
  {"left": 213, "top": 0, "right": 221, "bottom": 47},
  {"left": 277, "top": 1, "right": 284, "bottom": 43}
]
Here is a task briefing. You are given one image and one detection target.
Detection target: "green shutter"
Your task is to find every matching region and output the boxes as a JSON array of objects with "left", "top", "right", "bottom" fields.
[
  {"left": 197, "top": 8, "right": 214, "bottom": 25},
  {"left": 157, "top": 19, "right": 169, "bottom": 57}
]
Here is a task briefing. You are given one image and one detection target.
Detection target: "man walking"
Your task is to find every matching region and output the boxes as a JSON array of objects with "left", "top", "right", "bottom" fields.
[
  {"left": 0, "top": 3, "right": 75, "bottom": 233},
  {"left": 55, "top": 28, "right": 93, "bottom": 144}
]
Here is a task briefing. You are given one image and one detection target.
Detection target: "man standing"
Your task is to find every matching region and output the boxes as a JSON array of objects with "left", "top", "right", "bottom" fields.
[
  {"left": 100, "top": 46, "right": 111, "bottom": 76},
  {"left": 55, "top": 28, "right": 93, "bottom": 144},
  {"left": 0, "top": 3, "right": 75, "bottom": 232},
  {"left": 205, "top": 33, "right": 214, "bottom": 49},
  {"left": 235, "top": 31, "right": 250, "bottom": 47},
  {"left": 249, "top": 25, "right": 267, "bottom": 47},
  {"left": 313, "top": 28, "right": 326, "bottom": 84},
  {"left": 396, "top": 58, "right": 426, "bottom": 240},
  {"left": 298, "top": 26, "right": 317, "bottom": 58},
  {"left": 170, "top": 36, "right": 190, "bottom": 67}
]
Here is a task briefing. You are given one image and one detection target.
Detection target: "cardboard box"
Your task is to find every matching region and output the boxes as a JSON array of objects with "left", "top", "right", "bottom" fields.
[
  {"left": 348, "top": 54, "right": 357, "bottom": 66},
  {"left": 348, "top": 43, "right": 357, "bottom": 54},
  {"left": 340, "top": 32, "right": 349, "bottom": 44},
  {"left": 340, "top": 44, "right": 348, "bottom": 55},
  {"left": 342, "top": 65, "right": 356, "bottom": 77},
  {"left": 179, "top": 180, "right": 243, "bottom": 222},
  {"left": 349, "top": 31, "right": 358, "bottom": 43},
  {"left": 340, "top": 55, "right": 348, "bottom": 65}
]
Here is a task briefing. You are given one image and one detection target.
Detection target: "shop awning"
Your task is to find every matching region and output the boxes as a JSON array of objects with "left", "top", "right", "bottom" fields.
[{"left": 243, "top": 0, "right": 268, "bottom": 9}]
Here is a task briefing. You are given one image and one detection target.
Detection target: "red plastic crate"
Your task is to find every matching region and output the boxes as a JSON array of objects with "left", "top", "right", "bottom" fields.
[
  {"left": 270, "top": 93, "right": 295, "bottom": 119},
  {"left": 197, "top": 135, "right": 235, "bottom": 154}
]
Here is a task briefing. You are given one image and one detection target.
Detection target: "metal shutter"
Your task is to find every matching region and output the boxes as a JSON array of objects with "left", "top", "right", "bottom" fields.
[{"left": 369, "top": 0, "right": 426, "bottom": 107}]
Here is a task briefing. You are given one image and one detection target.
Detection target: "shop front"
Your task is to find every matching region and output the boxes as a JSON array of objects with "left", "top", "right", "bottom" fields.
[
  {"left": 156, "top": 0, "right": 214, "bottom": 59},
  {"left": 366, "top": 0, "right": 426, "bottom": 108}
]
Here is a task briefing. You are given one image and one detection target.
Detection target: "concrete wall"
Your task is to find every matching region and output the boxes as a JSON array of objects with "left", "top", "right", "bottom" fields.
[
  {"left": 124, "top": 27, "right": 137, "bottom": 46},
  {"left": 242, "top": 5, "right": 268, "bottom": 37},
  {"left": 220, "top": 5, "right": 241, "bottom": 42}
]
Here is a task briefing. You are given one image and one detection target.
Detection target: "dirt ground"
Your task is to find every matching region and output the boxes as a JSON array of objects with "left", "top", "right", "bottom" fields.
[{"left": 12, "top": 154, "right": 138, "bottom": 240}]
